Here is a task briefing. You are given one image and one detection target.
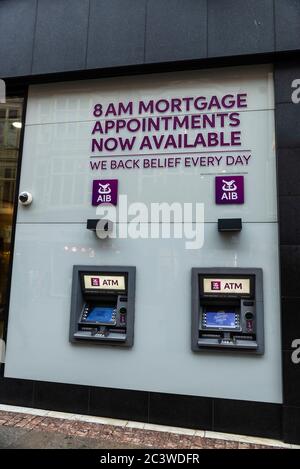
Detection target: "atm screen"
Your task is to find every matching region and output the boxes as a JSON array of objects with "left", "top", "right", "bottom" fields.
[
  {"left": 205, "top": 310, "right": 236, "bottom": 328},
  {"left": 85, "top": 307, "right": 115, "bottom": 325}
]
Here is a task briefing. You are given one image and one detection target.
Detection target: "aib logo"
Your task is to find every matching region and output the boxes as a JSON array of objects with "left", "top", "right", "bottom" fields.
[
  {"left": 215, "top": 175, "right": 244, "bottom": 205},
  {"left": 211, "top": 281, "right": 221, "bottom": 290},
  {"left": 91, "top": 277, "right": 100, "bottom": 286},
  {"left": 92, "top": 179, "right": 118, "bottom": 206}
]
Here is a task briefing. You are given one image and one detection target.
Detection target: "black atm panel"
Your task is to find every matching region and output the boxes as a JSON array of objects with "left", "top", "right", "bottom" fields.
[
  {"left": 191, "top": 268, "right": 264, "bottom": 354},
  {"left": 69, "top": 266, "right": 136, "bottom": 347}
]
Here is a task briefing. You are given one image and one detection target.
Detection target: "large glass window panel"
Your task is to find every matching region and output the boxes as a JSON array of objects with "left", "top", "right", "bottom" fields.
[{"left": 0, "top": 98, "right": 24, "bottom": 341}]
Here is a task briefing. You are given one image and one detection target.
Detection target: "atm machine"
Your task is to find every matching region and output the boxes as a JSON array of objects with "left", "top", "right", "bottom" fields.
[
  {"left": 69, "top": 265, "right": 136, "bottom": 347},
  {"left": 191, "top": 268, "right": 264, "bottom": 354}
]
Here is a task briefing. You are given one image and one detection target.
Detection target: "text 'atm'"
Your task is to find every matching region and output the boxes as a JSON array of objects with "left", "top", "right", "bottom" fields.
[
  {"left": 192, "top": 268, "right": 264, "bottom": 354},
  {"left": 69, "top": 266, "right": 136, "bottom": 347}
]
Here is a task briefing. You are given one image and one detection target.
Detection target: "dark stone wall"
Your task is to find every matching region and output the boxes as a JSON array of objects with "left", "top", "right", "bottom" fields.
[
  {"left": 0, "top": 375, "right": 282, "bottom": 439},
  {"left": 0, "top": 0, "right": 300, "bottom": 78},
  {"left": 275, "top": 60, "right": 300, "bottom": 444}
]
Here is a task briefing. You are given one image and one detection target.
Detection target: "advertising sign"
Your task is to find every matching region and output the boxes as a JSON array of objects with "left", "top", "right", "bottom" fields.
[{"left": 203, "top": 278, "right": 251, "bottom": 294}]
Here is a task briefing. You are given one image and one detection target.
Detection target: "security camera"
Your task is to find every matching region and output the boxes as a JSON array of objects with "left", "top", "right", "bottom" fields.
[{"left": 18, "top": 191, "right": 33, "bottom": 206}]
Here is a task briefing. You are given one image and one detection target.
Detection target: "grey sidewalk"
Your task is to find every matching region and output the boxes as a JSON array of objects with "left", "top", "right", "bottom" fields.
[{"left": 0, "top": 405, "right": 294, "bottom": 449}]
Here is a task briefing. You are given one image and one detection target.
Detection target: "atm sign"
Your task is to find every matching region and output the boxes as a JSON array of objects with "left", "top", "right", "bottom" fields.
[
  {"left": 203, "top": 278, "right": 250, "bottom": 294},
  {"left": 84, "top": 275, "right": 125, "bottom": 290}
]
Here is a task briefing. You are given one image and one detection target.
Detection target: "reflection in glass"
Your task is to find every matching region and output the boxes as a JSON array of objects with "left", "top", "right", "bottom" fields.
[{"left": 0, "top": 98, "right": 23, "bottom": 340}]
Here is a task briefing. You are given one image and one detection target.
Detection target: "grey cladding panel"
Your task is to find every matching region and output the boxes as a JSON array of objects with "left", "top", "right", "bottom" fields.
[
  {"left": 275, "top": 0, "right": 300, "bottom": 51},
  {"left": 0, "top": 0, "right": 37, "bottom": 77},
  {"left": 274, "top": 61, "right": 300, "bottom": 104},
  {"left": 145, "top": 0, "right": 207, "bottom": 63},
  {"left": 32, "top": 0, "right": 89, "bottom": 74},
  {"left": 2, "top": 0, "right": 300, "bottom": 79},
  {"left": 275, "top": 103, "right": 300, "bottom": 148},
  {"left": 208, "top": 0, "right": 275, "bottom": 57},
  {"left": 87, "top": 0, "right": 146, "bottom": 69}
]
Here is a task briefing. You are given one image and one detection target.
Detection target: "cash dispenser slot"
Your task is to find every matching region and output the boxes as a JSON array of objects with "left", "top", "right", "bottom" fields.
[
  {"left": 191, "top": 268, "right": 264, "bottom": 354},
  {"left": 69, "top": 266, "right": 136, "bottom": 347}
]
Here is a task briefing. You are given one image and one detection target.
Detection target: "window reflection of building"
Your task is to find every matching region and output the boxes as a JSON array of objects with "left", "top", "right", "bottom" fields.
[{"left": 0, "top": 98, "right": 23, "bottom": 340}]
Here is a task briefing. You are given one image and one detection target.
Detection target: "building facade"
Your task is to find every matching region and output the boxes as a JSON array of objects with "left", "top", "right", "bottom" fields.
[{"left": 0, "top": 0, "right": 300, "bottom": 444}]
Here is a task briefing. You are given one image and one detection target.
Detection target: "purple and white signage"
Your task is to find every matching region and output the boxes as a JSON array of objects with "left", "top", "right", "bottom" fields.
[
  {"left": 91, "top": 94, "right": 248, "bottom": 155},
  {"left": 215, "top": 176, "right": 244, "bottom": 204},
  {"left": 92, "top": 179, "right": 118, "bottom": 206},
  {"left": 89, "top": 92, "right": 252, "bottom": 173},
  {"left": 211, "top": 280, "right": 221, "bottom": 290}
]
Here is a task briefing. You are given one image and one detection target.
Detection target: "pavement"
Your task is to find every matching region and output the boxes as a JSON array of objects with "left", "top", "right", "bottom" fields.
[{"left": 0, "top": 405, "right": 295, "bottom": 449}]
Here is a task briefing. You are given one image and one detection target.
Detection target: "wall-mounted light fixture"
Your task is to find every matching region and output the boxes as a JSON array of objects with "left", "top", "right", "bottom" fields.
[{"left": 12, "top": 121, "right": 22, "bottom": 129}]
